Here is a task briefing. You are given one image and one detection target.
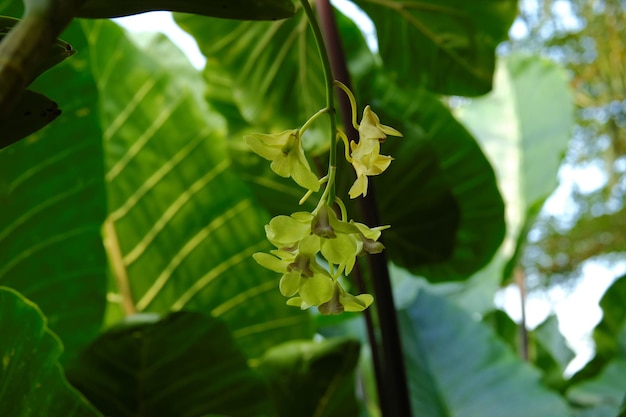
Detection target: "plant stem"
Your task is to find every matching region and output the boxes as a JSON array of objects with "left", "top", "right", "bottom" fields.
[
  {"left": 315, "top": 1, "right": 413, "bottom": 416},
  {"left": 0, "top": 0, "right": 88, "bottom": 116},
  {"left": 515, "top": 267, "right": 529, "bottom": 361},
  {"left": 298, "top": 0, "right": 337, "bottom": 208}
]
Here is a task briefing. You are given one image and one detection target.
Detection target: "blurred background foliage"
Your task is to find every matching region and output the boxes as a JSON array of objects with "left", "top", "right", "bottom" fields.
[{"left": 506, "top": 0, "right": 626, "bottom": 287}]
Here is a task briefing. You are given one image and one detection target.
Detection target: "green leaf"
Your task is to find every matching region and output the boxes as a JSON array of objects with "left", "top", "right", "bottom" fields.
[
  {"left": 257, "top": 338, "right": 361, "bottom": 417},
  {"left": 572, "top": 274, "right": 626, "bottom": 384},
  {"left": 535, "top": 314, "right": 575, "bottom": 376},
  {"left": 82, "top": 20, "right": 312, "bottom": 357},
  {"left": 0, "top": 287, "right": 102, "bottom": 417},
  {"left": 455, "top": 54, "right": 574, "bottom": 282},
  {"left": 0, "top": 89, "right": 61, "bottom": 149},
  {"left": 78, "top": 0, "right": 295, "bottom": 20},
  {"left": 67, "top": 311, "right": 275, "bottom": 417},
  {"left": 567, "top": 359, "right": 626, "bottom": 416},
  {"left": 175, "top": 4, "right": 326, "bottom": 133},
  {"left": 0, "top": 17, "right": 107, "bottom": 364},
  {"left": 594, "top": 275, "right": 626, "bottom": 360},
  {"left": 484, "top": 311, "right": 574, "bottom": 391},
  {"left": 482, "top": 308, "right": 519, "bottom": 351},
  {"left": 571, "top": 405, "right": 624, "bottom": 417},
  {"left": 400, "top": 289, "right": 572, "bottom": 417},
  {"left": 353, "top": 0, "right": 518, "bottom": 96},
  {"left": 350, "top": 75, "right": 505, "bottom": 281}
]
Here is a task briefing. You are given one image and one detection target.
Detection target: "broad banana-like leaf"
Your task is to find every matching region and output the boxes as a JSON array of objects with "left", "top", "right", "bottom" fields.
[
  {"left": 82, "top": 20, "right": 312, "bottom": 358},
  {"left": 67, "top": 311, "right": 275, "bottom": 417},
  {"left": 352, "top": 0, "right": 518, "bottom": 96},
  {"left": 78, "top": 0, "right": 295, "bottom": 20},
  {"left": 0, "top": 15, "right": 107, "bottom": 365}
]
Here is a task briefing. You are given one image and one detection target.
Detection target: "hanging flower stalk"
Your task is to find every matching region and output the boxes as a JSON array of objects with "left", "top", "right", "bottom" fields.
[{"left": 243, "top": 1, "right": 401, "bottom": 315}]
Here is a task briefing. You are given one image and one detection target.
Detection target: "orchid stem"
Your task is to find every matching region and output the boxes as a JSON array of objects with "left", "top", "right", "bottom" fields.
[
  {"left": 299, "top": 106, "right": 328, "bottom": 136},
  {"left": 298, "top": 0, "right": 337, "bottom": 207},
  {"left": 334, "top": 80, "right": 359, "bottom": 130}
]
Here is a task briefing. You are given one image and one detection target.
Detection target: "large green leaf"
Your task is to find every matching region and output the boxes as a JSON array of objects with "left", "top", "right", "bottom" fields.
[
  {"left": 0, "top": 11, "right": 107, "bottom": 363},
  {"left": 82, "top": 20, "right": 312, "bottom": 357},
  {"left": 455, "top": 54, "right": 574, "bottom": 282},
  {"left": 174, "top": 4, "right": 327, "bottom": 134},
  {"left": 353, "top": 0, "right": 518, "bottom": 96},
  {"left": 67, "top": 311, "right": 275, "bottom": 417},
  {"left": 400, "top": 289, "right": 572, "bottom": 417},
  {"left": 78, "top": 0, "right": 295, "bottom": 20},
  {"left": 348, "top": 74, "right": 505, "bottom": 281},
  {"left": 257, "top": 338, "right": 361, "bottom": 417},
  {"left": 0, "top": 287, "right": 102, "bottom": 417}
]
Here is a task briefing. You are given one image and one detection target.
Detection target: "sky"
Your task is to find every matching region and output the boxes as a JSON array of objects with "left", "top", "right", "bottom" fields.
[{"left": 113, "top": 5, "right": 625, "bottom": 376}]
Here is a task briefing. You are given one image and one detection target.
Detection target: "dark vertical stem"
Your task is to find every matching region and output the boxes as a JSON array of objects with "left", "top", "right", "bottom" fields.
[
  {"left": 515, "top": 267, "right": 529, "bottom": 361},
  {"left": 316, "top": 2, "right": 413, "bottom": 416},
  {"left": 352, "top": 261, "right": 387, "bottom": 414},
  {"left": 360, "top": 186, "right": 413, "bottom": 417}
]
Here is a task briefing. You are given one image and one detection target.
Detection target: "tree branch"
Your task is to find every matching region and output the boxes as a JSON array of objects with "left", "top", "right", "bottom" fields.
[{"left": 0, "top": 0, "right": 88, "bottom": 116}]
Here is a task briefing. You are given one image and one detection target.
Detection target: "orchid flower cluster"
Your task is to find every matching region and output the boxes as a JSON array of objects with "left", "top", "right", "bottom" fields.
[{"left": 245, "top": 82, "right": 402, "bottom": 314}]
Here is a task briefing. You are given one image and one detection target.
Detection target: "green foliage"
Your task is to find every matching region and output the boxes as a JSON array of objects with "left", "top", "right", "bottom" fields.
[
  {"left": 483, "top": 310, "right": 575, "bottom": 392},
  {"left": 353, "top": 0, "right": 518, "bottom": 96},
  {"left": 456, "top": 53, "right": 575, "bottom": 284},
  {"left": 534, "top": 315, "right": 576, "bottom": 391},
  {"left": 572, "top": 275, "right": 626, "bottom": 384},
  {"left": 0, "top": 287, "right": 103, "bottom": 417},
  {"left": 400, "top": 289, "right": 572, "bottom": 417},
  {"left": 1, "top": 0, "right": 622, "bottom": 416},
  {"left": 178, "top": 6, "right": 506, "bottom": 282},
  {"left": 0, "top": 15, "right": 107, "bottom": 364},
  {"left": 82, "top": 20, "right": 313, "bottom": 357},
  {"left": 568, "top": 360, "right": 626, "bottom": 417},
  {"left": 355, "top": 77, "right": 505, "bottom": 281},
  {"left": 67, "top": 311, "right": 275, "bottom": 417},
  {"left": 175, "top": 6, "right": 326, "bottom": 134},
  {"left": 257, "top": 338, "right": 361, "bottom": 417}
]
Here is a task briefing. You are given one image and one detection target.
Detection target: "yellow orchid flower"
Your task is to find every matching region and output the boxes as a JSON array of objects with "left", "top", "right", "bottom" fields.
[
  {"left": 245, "top": 129, "right": 320, "bottom": 192},
  {"left": 318, "top": 281, "right": 374, "bottom": 315},
  {"left": 348, "top": 141, "right": 393, "bottom": 199},
  {"left": 253, "top": 235, "right": 334, "bottom": 308},
  {"left": 347, "top": 106, "right": 402, "bottom": 199},
  {"left": 353, "top": 105, "right": 402, "bottom": 159}
]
